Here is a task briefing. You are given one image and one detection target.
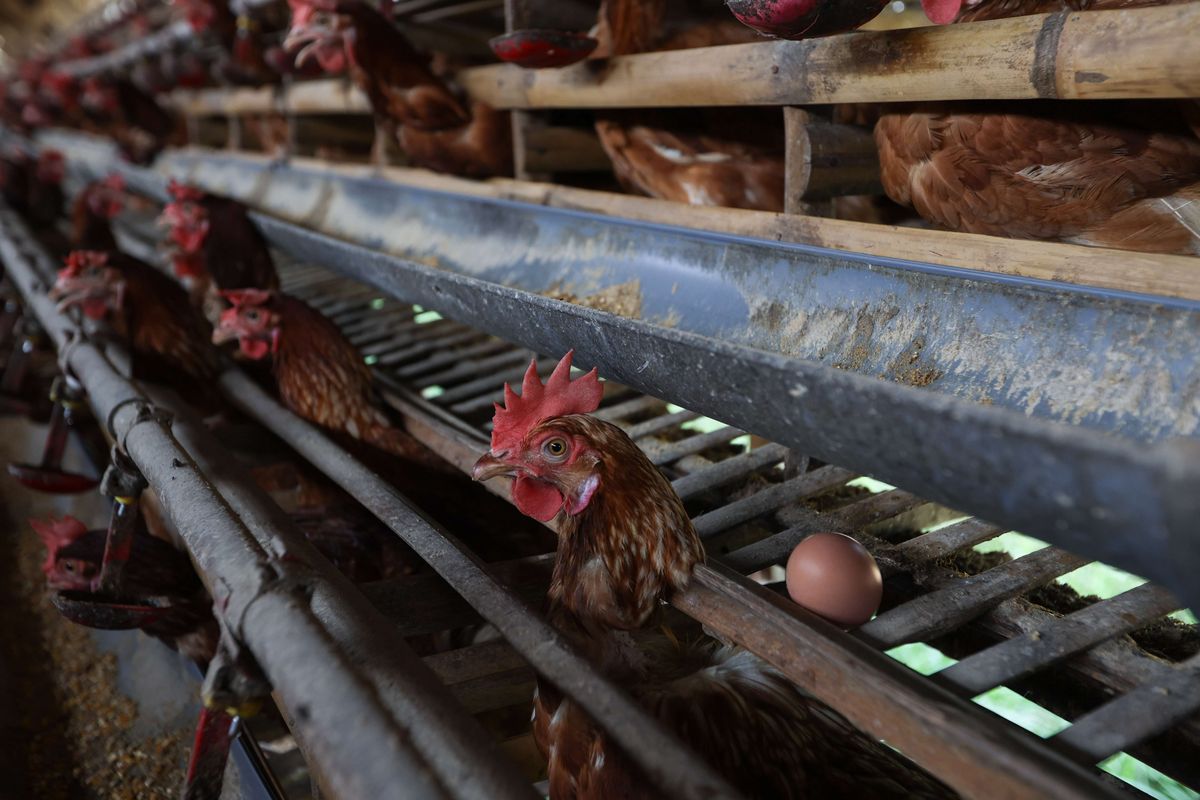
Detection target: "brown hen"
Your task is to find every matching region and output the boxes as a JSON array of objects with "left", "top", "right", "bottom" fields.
[
  {"left": 284, "top": 0, "right": 511, "bottom": 176},
  {"left": 473, "top": 354, "right": 957, "bottom": 800},
  {"left": 592, "top": 1, "right": 785, "bottom": 211},
  {"left": 875, "top": 104, "right": 1200, "bottom": 254},
  {"left": 50, "top": 250, "right": 224, "bottom": 410},
  {"left": 212, "top": 288, "right": 439, "bottom": 462},
  {"left": 214, "top": 288, "right": 554, "bottom": 560}
]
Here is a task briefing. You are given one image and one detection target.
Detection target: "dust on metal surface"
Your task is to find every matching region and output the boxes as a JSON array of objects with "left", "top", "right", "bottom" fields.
[{"left": 150, "top": 149, "right": 1200, "bottom": 444}]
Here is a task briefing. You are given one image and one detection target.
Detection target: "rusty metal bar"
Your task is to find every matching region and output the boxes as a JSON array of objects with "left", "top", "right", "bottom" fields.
[
  {"left": 676, "top": 563, "right": 1124, "bottom": 800},
  {"left": 623, "top": 409, "right": 702, "bottom": 441},
  {"left": 401, "top": 339, "right": 519, "bottom": 380},
  {"left": 150, "top": 388, "right": 539, "bottom": 800},
  {"left": 938, "top": 583, "right": 1182, "bottom": 695},
  {"left": 433, "top": 357, "right": 558, "bottom": 404},
  {"left": 591, "top": 395, "right": 666, "bottom": 422},
  {"left": 692, "top": 466, "right": 855, "bottom": 539},
  {"left": 0, "top": 207, "right": 455, "bottom": 800},
  {"left": 212, "top": 369, "right": 746, "bottom": 800},
  {"left": 648, "top": 426, "right": 748, "bottom": 466},
  {"left": 415, "top": 348, "right": 532, "bottom": 389},
  {"left": 861, "top": 548, "right": 1092, "bottom": 647},
  {"left": 722, "top": 490, "right": 921, "bottom": 575},
  {"left": 671, "top": 443, "right": 789, "bottom": 499},
  {"left": 1054, "top": 653, "right": 1200, "bottom": 761},
  {"left": 893, "top": 519, "right": 1008, "bottom": 565}
]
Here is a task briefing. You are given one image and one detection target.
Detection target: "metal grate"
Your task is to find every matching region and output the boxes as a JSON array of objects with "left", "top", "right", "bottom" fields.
[
  {"left": 93, "top": 176, "right": 1200, "bottom": 799},
  {"left": 269, "top": 255, "right": 1200, "bottom": 793}
]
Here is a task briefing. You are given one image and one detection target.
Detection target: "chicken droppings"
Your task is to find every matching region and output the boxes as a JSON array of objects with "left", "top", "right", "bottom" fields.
[
  {"left": 0, "top": 514, "right": 189, "bottom": 799},
  {"left": 544, "top": 279, "right": 643, "bottom": 320}
]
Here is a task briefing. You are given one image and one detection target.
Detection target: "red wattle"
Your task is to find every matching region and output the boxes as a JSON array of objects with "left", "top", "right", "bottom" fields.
[
  {"left": 238, "top": 337, "right": 272, "bottom": 361},
  {"left": 512, "top": 475, "right": 564, "bottom": 521}
]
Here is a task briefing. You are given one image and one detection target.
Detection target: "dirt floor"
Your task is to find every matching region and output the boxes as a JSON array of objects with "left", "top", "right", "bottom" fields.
[{"left": 0, "top": 418, "right": 192, "bottom": 800}]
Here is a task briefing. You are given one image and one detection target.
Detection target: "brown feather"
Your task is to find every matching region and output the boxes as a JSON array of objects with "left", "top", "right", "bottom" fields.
[
  {"left": 956, "top": 0, "right": 1191, "bottom": 22},
  {"left": 528, "top": 415, "right": 956, "bottom": 799},
  {"left": 593, "top": 17, "right": 783, "bottom": 211},
  {"left": 875, "top": 104, "right": 1200, "bottom": 253},
  {"left": 333, "top": 1, "right": 509, "bottom": 176},
  {"left": 271, "top": 294, "right": 444, "bottom": 466},
  {"left": 106, "top": 253, "right": 224, "bottom": 408}
]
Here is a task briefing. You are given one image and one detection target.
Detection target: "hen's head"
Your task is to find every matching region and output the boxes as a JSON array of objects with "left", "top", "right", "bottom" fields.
[
  {"left": 31, "top": 515, "right": 99, "bottom": 590},
  {"left": 159, "top": 180, "right": 210, "bottom": 254},
  {"left": 284, "top": 0, "right": 348, "bottom": 74},
  {"left": 173, "top": 0, "right": 218, "bottom": 33},
  {"left": 51, "top": 250, "right": 124, "bottom": 320},
  {"left": 213, "top": 288, "right": 281, "bottom": 359},
  {"left": 40, "top": 70, "right": 79, "bottom": 110},
  {"left": 85, "top": 174, "right": 126, "bottom": 219},
  {"left": 471, "top": 351, "right": 604, "bottom": 522},
  {"left": 81, "top": 76, "right": 118, "bottom": 115},
  {"left": 35, "top": 150, "right": 64, "bottom": 184}
]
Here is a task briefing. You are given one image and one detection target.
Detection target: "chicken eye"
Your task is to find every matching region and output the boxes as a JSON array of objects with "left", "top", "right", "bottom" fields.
[
  {"left": 63, "top": 562, "right": 75, "bottom": 572},
  {"left": 543, "top": 438, "right": 568, "bottom": 460},
  {"left": 245, "top": 309, "right": 260, "bottom": 322}
]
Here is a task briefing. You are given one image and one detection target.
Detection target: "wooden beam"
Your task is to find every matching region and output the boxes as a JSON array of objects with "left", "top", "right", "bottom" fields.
[
  {"left": 457, "top": 5, "right": 1200, "bottom": 108},
  {"left": 785, "top": 108, "right": 882, "bottom": 202}
]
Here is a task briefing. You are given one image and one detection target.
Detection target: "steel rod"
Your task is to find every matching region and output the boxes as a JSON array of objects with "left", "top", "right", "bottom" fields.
[
  {"left": 861, "top": 548, "right": 1092, "bottom": 647},
  {"left": 1054, "top": 653, "right": 1200, "bottom": 761},
  {"left": 938, "top": 583, "right": 1182, "bottom": 695},
  {"left": 0, "top": 208, "right": 451, "bottom": 800},
  {"left": 212, "top": 371, "right": 745, "bottom": 800}
]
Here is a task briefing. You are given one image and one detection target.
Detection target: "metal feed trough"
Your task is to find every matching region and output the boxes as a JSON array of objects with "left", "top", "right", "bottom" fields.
[{"left": 4, "top": 128, "right": 1197, "bottom": 799}]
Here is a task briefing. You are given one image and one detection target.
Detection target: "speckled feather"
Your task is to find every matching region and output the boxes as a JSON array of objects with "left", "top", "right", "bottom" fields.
[
  {"left": 333, "top": 1, "right": 510, "bottom": 176},
  {"left": 270, "top": 294, "right": 438, "bottom": 463},
  {"left": 875, "top": 105, "right": 1200, "bottom": 253},
  {"left": 70, "top": 185, "right": 118, "bottom": 251},
  {"left": 198, "top": 194, "right": 279, "bottom": 291},
  {"left": 593, "top": 17, "right": 782, "bottom": 211},
  {"left": 530, "top": 415, "right": 956, "bottom": 798},
  {"left": 955, "top": 0, "right": 1190, "bottom": 22},
  {"left": 106, "top": 253, "right": 224, "bottom": 407}
]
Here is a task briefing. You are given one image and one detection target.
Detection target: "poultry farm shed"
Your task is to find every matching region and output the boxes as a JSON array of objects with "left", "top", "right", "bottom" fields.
[{"left": 0, "top": 0, "right": 1197, "bottom": 797}]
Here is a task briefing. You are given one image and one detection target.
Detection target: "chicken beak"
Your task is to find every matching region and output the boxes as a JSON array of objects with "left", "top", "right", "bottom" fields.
[
  {"left": 211, "top": 326, "right": 239, "bottom": 346},
  {"left": 472, "top": 452, "right": 517, "bottom": 482}
]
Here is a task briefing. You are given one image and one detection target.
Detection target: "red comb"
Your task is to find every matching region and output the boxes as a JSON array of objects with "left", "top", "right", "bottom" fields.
[
  {"left": 167, "top": 178, "right": 204, "bottom": 202},
  {"left": 30, "top": 515, "right": 89, "bottom": 572},
  {"left": 490, "top": 350, "right": 602, "bottom": 453},
  {"left": 61, "top": 250, "right": 109, "bottom": 276},
  {"left": 221, "top": 288, "right": 274, "bottom": 307}
]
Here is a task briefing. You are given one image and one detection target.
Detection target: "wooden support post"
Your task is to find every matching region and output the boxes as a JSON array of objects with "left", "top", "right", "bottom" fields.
[
  {"left": 786, "top": 107, "right": 882, "bottom": 202},
  {"left": 783, "top": 108, "right": 832, "bottom": 216},
  {"left": 505, "top": 0, "right": 549, "bottom": 180},
  {"left": 226, "top": 115, "right": 242, "bottom": 152}
]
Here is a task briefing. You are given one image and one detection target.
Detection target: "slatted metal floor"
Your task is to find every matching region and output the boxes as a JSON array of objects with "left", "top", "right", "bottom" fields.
[{"left": 103, "top": 190, "right": 1200, "bottom": 798}]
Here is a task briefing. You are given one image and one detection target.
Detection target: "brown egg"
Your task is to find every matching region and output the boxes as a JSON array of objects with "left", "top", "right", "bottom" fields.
[{"left": 785, "top": 532, "right": 882, "bottom": 628}]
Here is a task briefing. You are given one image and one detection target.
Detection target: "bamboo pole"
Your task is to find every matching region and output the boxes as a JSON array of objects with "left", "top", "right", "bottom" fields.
[{"left": 457, "top": 5, "right": 1200, "bottom": 108}]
